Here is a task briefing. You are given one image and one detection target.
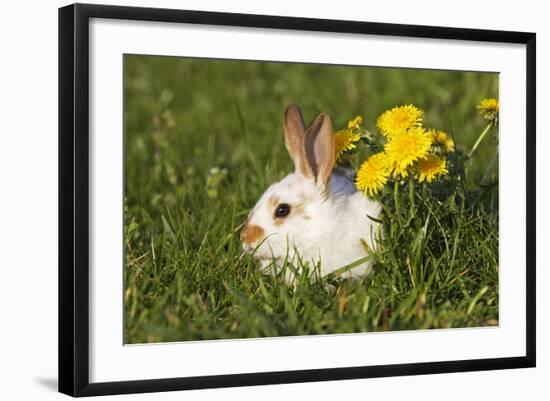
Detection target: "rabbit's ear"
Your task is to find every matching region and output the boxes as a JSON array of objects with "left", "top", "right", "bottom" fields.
[
  {"left": 284, "top": 104, "right": 313, "bottom": 179},
  {"left": 304, "top": 112, "right": 335, "bottom": 187}
]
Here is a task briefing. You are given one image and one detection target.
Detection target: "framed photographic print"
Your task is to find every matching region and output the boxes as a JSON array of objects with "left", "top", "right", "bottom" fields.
[{"left": 58, "top": 3, "right": 536, "bottom": 397}]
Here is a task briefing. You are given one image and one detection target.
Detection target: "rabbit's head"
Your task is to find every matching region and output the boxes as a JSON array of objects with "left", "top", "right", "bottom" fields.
[{"left": 240, "top": 104, "right": 338, "bottom": 264}]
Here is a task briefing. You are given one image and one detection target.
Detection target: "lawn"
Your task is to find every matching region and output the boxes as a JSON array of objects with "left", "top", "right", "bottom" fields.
[{"left": 124, "top": 55, "right": 499, "bottom": 343}]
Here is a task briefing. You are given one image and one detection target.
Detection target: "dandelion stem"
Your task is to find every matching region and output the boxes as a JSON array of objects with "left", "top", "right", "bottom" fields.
[
  {"left": 467, "top": 123, "right": 493, "bottom": 161},
  {"left": 394, "top": 180, "right": 402, "bottom": 225},
  {"left": 408, "top": 177, "right": 415, "bottom": 215}
]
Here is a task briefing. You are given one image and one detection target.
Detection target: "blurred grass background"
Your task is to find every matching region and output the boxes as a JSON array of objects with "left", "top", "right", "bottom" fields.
[{"left": 124, "top": 55, "right": 498, "bottom": 343}]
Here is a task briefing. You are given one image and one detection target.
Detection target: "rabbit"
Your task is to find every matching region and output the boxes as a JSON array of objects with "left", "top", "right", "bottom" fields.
[{"left": 240, "top": 104, "right": 382, "bottom": 282}]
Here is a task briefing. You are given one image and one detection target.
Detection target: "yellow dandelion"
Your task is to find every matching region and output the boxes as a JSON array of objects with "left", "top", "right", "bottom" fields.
[
  {"left": 334, "top": 128, "right": 361, "bottom": 162},
  {"left": 376, "top": 104, "right": 423, "bottom": 138},
  {"left": 355, "top": 152, "right": 391, "bottom": 196},
  {"left": 416, "top": 154, "right": 448, "bottom": 183},
  {"left": 428, "top": 128, "right": 455, "bottom": 152},
  {"left": 384, "top": 126, "right": 433, "bottom": 177},
  {"left": 478, "top": 98, "right": 499, "bottom": 113},
  {"left": 477, "top": 98, "right": 499, "bottom": 124},
  {"left": 347, "top": 115, "right": 363, "bottom": 129}
]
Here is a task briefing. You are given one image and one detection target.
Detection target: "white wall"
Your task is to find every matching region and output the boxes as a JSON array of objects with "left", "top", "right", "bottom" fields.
[{"left": 0, "top": 0, "right": 546, "bottom": 399}]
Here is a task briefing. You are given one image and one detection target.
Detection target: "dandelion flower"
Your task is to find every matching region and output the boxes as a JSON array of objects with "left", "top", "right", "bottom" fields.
[
  {"left": 478, "top": 98, "right": 499, "bottom": 124},
  {"left": 377, "top": 104, "right": 423, "bottom": 138},
  {"left": 347, "top": 115, "right": 363, "bottom": 129},
  {"left": 384, "top": 126, "right": 433, "bottom": 177},
  {"left": 428, "top": 128, "right": 455, "bottom": 152},
  {"left": 416, "top": 154, "right": 448, "bottom": 183},
  {"left": 355, "top": 152, "right": 391, "bottom": 196},
  {"left": 334, "top": 129, "right": 361, "bottom": 161}
]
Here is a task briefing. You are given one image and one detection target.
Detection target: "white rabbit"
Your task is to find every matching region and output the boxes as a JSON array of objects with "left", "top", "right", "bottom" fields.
[{"left": 240, "top": 104, "right": 381, "bottom": 281}]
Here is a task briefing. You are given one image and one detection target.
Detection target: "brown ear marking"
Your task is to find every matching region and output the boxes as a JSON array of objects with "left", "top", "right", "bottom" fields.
[
  {"left": 304, "top": 112, "right": 335, "bottom": 186},
  {"left": 284, "top": 104, "right": 313, "bottom": 179},
  {"left": 240, "top": 223, "right": 265, "bottom": 245}
]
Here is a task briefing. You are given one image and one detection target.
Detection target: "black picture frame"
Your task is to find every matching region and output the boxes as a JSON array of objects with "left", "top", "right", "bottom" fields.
[{"left": 58, "top": 3, "right": 536, "bottom": 397}]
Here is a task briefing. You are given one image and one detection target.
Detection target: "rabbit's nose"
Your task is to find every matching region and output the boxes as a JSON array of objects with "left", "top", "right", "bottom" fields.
[{"left": 240, "top": 223, "right": 264, "bottom": 245}]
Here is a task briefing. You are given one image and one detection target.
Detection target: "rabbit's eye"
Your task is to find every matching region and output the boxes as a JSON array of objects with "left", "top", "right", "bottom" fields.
[{"left": 274, "top": 203, "right": 291, "bottom": 218}]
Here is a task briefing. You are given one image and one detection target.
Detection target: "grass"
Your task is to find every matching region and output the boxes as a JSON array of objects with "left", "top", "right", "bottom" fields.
[{"left": 124, "top": 55, "right": 499, "bottom": 343}]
